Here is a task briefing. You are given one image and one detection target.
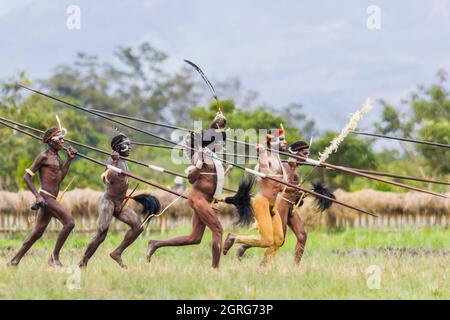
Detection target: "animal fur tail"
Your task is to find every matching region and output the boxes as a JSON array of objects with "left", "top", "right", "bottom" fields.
[
  {"left": 225, "top": 176, "right": 255, "bottom": 226},
  {"left": 132, "top": 194, "right": 161, "bottom": 215},
  {"left": 312, "top": 181, "right": 335, "bottom": 212}
]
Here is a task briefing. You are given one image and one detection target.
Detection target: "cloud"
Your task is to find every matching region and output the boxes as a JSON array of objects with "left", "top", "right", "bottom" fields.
[{"left": 430, "top": 0, "right": 450, "bottom": 19}]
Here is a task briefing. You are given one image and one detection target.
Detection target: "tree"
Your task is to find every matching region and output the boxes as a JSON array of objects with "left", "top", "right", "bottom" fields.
[
  {"left": 44, "top": 42, "right": 203, "bottom": 137},
  {"left": 376, "top": 69, "right": 450, "bottom": 178},
  {"left": 308, "top": 132, "right": 379, "bottom": 190},
  {"left": 0, "top": 42, "right": 317, "bottom": 192},
  {"left": 0, "top": 90, "right": 111, "bottom": 191}
]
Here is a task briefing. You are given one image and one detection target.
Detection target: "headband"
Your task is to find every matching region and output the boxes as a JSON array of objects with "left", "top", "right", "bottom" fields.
[
  {"left": 288, "top": 140, "right": 310, "bottom": 154},
  {"left": 266, "top": 128, "right": 285, "bottom": 146},
  {"left": 44, "top": 128, "right": 62, "bottom": 143}
]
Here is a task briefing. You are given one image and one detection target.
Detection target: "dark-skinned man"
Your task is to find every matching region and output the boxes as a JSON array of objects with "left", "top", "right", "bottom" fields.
[
  {"left": 78, "top": 133, "right": 160, "bottom": 269},
  {"left": 9, "top": 127, "right": 77, "bottom": 267}
]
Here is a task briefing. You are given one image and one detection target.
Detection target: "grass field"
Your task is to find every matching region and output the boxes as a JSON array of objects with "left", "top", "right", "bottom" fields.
[{"left": 0, "top": 225, "right": 448, "bottom": 299}]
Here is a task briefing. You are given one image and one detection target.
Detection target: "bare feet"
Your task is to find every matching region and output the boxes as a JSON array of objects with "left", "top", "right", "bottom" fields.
[
  {"left": 222, "top": 233, "right": 236, "bottom": 255},
  {"left": 146, "top": 240, "right": 158, "bottom": 263},
  {"left": 236, "top": 244, "right": 250, "bottom": 260},
  {"left": 48, "top": 254, "right": 64, "bottom": 268},
  {"left": 110, "top": 252, "right": 127, "bottom": 269}
]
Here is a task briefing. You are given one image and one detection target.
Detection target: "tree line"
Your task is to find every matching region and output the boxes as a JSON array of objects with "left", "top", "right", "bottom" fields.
[{"left": 0, "top": 42, "right": 448, "bottom": 193}]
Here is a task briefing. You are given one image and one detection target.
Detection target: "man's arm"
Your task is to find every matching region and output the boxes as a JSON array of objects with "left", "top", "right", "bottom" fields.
[
  {"left": 24, "top": 153, "right": 46, "bottom": 205},
  {"left": 61, "top": 146, "right": 77, "bottom": 180},
  {"left": 256, "top": 144, "right": 270, "bottom": 174},
  {"left": 286, "top": 157, "right": 299, "bottom": 184},
  {"left": 102, "top": 152, "right": 121, "bottom": 184},
  {"left": 187, "top": 148, "right": 204, "bottom": 184}
]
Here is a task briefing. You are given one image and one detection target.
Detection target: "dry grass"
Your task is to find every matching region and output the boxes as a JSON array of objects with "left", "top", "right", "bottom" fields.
[{"left": 0, "top": 188, "right": 449, "bottom": 231}]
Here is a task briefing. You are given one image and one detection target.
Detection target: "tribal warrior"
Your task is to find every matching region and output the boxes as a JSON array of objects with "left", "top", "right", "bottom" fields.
[
  {"left": 78, "top": 134, "right": 160, "bottom": 269},
  {"left": 9, "top": 127, "right": 77, "bottom": 267},
  {"left": 237, "top": 140, "right": 311, "bottom": 264},
  {"left": 147, "top": 113, "right": 253, "bottom": 269},
  {"left": 223, "top": 128, "right": 287, "bottom": 266}
]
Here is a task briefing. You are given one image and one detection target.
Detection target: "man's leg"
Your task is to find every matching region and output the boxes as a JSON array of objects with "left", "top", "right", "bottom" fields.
[
  {"left": 79, "top": 195, "right": 114, "bottom": 268},
  {"left": 78, "top": 229, "right": 108, "bottom": 268},
  {"left": 110, "top": 207, "right": 143, "bottom": 269},
  {"left": 8, "top": 208, "right": 52, "bottom": 266},
  {"left": 45, "top": 198, "right": 75, "bottom": 267},
  {"left": 191, "top": 199, "right": 223, "bottom": 268},
  {"left": 288, "top": 213, "right": 307, "bottom": 265},
  {"left": 147, "top": 212, "right": 206, "bottom": 263},
  {"left": 236, "top": 244, "right": 251, "bottom": 260},
  {"left": 261, "top": 209, "right": 284, "bottom": 266},
  {"left": 223, "top": 195, "right": 274, "bottom": 255},
  {"left": 278, "top": 200, "right": 290, "bottom": 239}
]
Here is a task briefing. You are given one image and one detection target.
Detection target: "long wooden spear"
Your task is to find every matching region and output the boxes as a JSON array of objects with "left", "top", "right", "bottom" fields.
[
  {"left": 82, "top": 105, "right": 448, "bottom": 197},
  {"left": 67, "top": 97, "right": 450, "bottom": 165},
  {"left": 296, "top": 161, "right": 450, "bottom": 186},
  {"left": 130, "top": 139, "right": 450, "bottom": 186},
  {"left": 13, "top": 86, "right": 381, "bottom": 216},
  {"left": 0, "top": 116, "right": 238, "bottom": 193},
  {"left": 14, "top": 84, "right": 448, "bottom": 205},
  {"left": 350, "top": 130, "right": 450, "bottom": 149},
  {"left": 0, "top": 119, "right": 188, "bottom": 200},
  {"left": 1, "top": 118, "right": 376, "bottom": 218}
]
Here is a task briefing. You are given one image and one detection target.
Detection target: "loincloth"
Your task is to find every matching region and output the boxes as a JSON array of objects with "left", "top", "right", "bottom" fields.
[{"left": 38, "top": 188, "right": 57, "bottom": 199}]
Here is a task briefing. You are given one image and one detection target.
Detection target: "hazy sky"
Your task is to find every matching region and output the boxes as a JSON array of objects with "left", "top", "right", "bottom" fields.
[{"left": 1, "top": 0, "right": 450, "bottom": 132}]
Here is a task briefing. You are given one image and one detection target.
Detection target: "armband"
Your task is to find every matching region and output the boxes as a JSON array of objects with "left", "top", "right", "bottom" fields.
[
  {"left": 25, "top": 168, "right": 35, "bottom": 177},
  {"left": 107, "top": 165, "right": 123, "bottom": 174},
  {"left": 195, "top": 159, "right": 203, "bottom": 169},
  {"left": 185, "top": 165, "right": 196, "bottom": 175},
  {"left": 101, "top": 170, "right": 110, "bottom": 184}
]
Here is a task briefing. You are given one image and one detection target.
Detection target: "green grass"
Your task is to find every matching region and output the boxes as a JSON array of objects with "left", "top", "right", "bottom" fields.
[{"left": 0, "top": 226, "right": 448, "bottom": 299}]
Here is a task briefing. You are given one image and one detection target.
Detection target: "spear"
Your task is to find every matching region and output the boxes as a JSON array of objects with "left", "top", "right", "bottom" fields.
[
  {"left": 350, "top": 130, "right": 450, "bottom": 149},
  {"left": 60, "top": 96, "right": 449, "bottom": 182},
  {"left": 17, "top": 84, "right": 447, "bottom": 199},
  {"left": 130, "top": 140, "right": 259, "bottom": 160},
  {"left": 83, "top": 106, "right": 448, "bottom": 196},
  {"left": 296, "top": 161, "right": 450, "bottom": 186},
  {"left": 0, "top": 116, "right": 238, "bottom": 193},
  {"left": 0, "top": 119, "right": 188, "bottom": 200},
  {"left": 56, "top": 175, "right": 77, "bottom": 202},
  {"left": 17, "top": 86, "right": 447, "bottom": 204},
  {"left": 297, "top": 99, "right": 373, "bottom": 201},
  {"left": 1, "top": 117, "right": 377, "bottom": 216},
  {"left": 3, "top": 118, "right": 348, "bottom": 223},
  {"left": 78, "top": 111, "right": 448, "bottom": 198},
  {"left": 130, "top": 139, "right": 450, "bottom": 186},
  {"left": 118, "top": 183, "right": 140, "bottom": 213},
  {"left": 12, "top": 87, "right": 381, "bottom": 216}
]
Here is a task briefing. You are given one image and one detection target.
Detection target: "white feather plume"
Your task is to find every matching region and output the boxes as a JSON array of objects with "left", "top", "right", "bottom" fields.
[{"left": 318, "top": 98, "right": 373, "bottom": 162}]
